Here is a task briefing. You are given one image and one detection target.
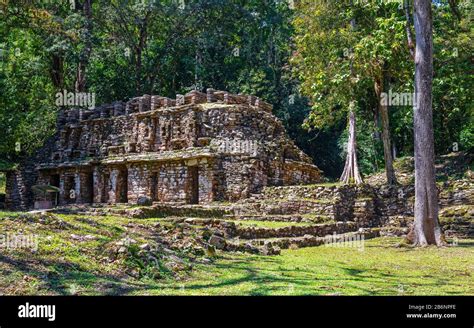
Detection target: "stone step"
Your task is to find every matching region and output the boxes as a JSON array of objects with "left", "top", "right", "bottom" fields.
[
  {"left": 52, "top": 203, "right": 232, "bottom": 218},
  {"left": 261, "top": 184, "right": 342, "bottom": 200},
  {"left": 224, "top": 214, "right": 333, "bottom": 224},
  {"left": 378, "top": 226, "right": 409, "bottom": 237},
  {"left": 234, "top": 199, "right": 336, "bottom": 216},
  {"left": 440, "top": 204, "right": 474, "bottom": 217},
  {"left": 235, "top": 221, "right": 358, "bottom": 240},
  {"left": 249, "top": 193, "right": 263, "bottom": 199},
  {"left": 231, "top": 229, "right": 379, "bottom": 250},
  {"left": 124, "top": 204, "right": 231, "bottom": 218}
]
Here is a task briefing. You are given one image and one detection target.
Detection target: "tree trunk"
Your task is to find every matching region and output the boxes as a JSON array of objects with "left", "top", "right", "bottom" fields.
[
  {"left": 404, "top": 0, "right": 415, "bottom": 60},
  {"left": 75, "top": 0, "right": 92, "bottom": 93},
  {"left": 375, "top": 77, "right": 397, "bottom": 185},
  {"left": 340, "top": 3, "right": 363, "bottom": 185},
  {"left": 50, "top": 53, "right": 64, "bottom": 89},
  {"left": 135, "top": 13, "right": 149, "bottom": 95},
  {"left": 340, "top": 103, "right": 363, "bottom": 185},
  {"left": 411, "top": 0, "right": 444, "bottom": 246},
  {"left": 135, "top": 46, "right": 142, "bottom": 94},
  {"left": 448, "top": 0, "right": 462, "bottom": 21}
]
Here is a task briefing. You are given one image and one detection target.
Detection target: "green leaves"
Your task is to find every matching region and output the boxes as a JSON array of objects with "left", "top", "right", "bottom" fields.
[
  {"left": 0, "top": 0, "right": 471, "bottom": 176},
  {"left": 292, "top": 0, "right": 472, "bottom": 176}
]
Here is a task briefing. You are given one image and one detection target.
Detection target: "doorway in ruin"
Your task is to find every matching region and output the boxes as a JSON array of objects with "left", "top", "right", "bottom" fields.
[
  {"left": 49, "top": 174, "right": 60, "bottom": 206},
  {"left": 151, "top": 172, "right": 158, "bottom": 201},
  {"left": 188, "top": 166, "right": 199, "bottom": 204},
  {"left": 50, "top": 174, "right": 60, "bottom": 188},
  {"left": 64, "top": 175, "right": 76, "bottom": 204},
  {"left": 85, "top": 172, "right": 94, "bottom": 203},
  {"left": 118, "top": 169, "right": 128, "bottom": 203},
  {"left": 101, "top": 173, "right": 109, "bottom": 203}
]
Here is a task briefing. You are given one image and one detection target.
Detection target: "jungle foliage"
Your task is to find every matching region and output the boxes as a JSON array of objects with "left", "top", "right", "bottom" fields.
[{"left": 0, "top": 0, "right": 471, "bottom": 179}]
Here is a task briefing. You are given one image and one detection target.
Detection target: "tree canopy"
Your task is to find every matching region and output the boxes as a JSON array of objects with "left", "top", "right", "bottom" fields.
[{"left": 0, "top": 0, "right": 472, "bottom": 179}]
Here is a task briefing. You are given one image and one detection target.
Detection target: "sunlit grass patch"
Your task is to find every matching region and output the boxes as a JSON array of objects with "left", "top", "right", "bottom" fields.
[{"left": 0, "top": 211, "right": 472, "bottom": 296}]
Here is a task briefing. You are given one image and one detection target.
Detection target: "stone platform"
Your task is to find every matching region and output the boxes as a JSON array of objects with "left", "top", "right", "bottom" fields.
[{"left": 46, "top": 179, "right": 473, "bottom": 255}]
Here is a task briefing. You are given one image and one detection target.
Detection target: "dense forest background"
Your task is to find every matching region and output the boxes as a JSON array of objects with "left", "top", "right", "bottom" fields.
[{"left": 0, "top": 0, "right": 472, "bottom": 180}]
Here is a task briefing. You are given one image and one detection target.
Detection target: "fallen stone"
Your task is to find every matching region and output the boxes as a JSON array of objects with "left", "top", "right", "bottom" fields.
[
  {"left": 137, "top": 196, "right": 153, "bottom": 206},
  {"left": 208, "top": 235, "right": 226, "bottom": 250}
]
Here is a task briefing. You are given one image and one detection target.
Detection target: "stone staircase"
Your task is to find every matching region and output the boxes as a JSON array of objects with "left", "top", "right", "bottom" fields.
[
  {"left": 242, "top": 229, "right": 379, "bottom": 252},
  {"left": 203, "top": 184, "right": 382, "bottom": 254},
  {"left": 224, "top": 214, "right": 333, "bottom": 224},
  {"left": 49, "top": 179, "right": 473, "bottom": 255},
  {"left": 177, "top": 216, "right": 374, "bottom": 255}
]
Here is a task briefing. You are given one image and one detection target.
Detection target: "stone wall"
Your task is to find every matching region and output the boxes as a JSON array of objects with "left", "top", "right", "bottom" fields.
[
  {"left": 5, "top": 136, "right": 57, "bottom": 210},
  {"left": 247, "top": 184, "right": 380, "bottom": 223},
  {"left": 127, "top": 164, "right": 152, "bottom": 203}
]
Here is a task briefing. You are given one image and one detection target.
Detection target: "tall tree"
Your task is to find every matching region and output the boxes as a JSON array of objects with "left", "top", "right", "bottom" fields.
[
  {"left": 293, "top": 1, "right": 413, "bottom": 183},
  {"left": 340, "top": 102, "right": 363, "bottom": 184},
  {"left": 411, "top": 0, "right": 444, "bottom": 246},
  {"left": 292, "top": 1, "right": 365, "bottom": 183},
  {"left": 375, "top": 71, "right": 397, "bottom": 184},
  {"left": 340, "top": 7, "right": 363, "bottom": 185},
  {"left": 352, "top": 2, "right": 412, "bottom": 185}
]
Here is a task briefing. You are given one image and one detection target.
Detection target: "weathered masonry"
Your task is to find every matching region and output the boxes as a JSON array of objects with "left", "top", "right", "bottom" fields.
[{"left": 5, "top": 89, "right": 322, "bottom": 210}]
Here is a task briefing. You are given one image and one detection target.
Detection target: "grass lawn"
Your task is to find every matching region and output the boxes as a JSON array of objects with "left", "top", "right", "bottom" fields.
[
  {"left": 147, "top": 238, "right": 473, "bottom": 296},
  {"left": 0, "top": 211, "right": 472, "bottom": 296}
]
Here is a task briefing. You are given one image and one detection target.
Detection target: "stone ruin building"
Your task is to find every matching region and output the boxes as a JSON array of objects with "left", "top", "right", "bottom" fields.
[{"left": 4, "top": 89, "right": 322, "bottom": 210}]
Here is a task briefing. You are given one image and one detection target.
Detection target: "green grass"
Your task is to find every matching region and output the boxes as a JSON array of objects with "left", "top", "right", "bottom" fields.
[
  {"left": 0, "top": 210, "right": 19, "bottom": 218},
  {"left": 144, "top": 238, "right": 473, "bottom": 296},
  {"left": 0, "top": 211, "right": 472, "bottom": 295}
]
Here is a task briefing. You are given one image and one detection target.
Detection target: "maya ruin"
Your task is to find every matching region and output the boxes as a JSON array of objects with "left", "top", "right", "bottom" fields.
[{"left": 5, "top": 89, "right": 321, "bottom": 210}]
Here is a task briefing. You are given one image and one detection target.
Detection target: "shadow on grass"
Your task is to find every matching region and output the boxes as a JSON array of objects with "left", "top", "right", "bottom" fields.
[
  {"left": 0, "top": 253, "right": 141, "bottom": 296},
  {"left": 151, "top": 255, "right": 349, "bottom": 295},
  {"left": 162, "top": 271, "right": 315, "bottom": 295},
  {"left": 1, "top": 233, "right": 472, "bottom": 296}
]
